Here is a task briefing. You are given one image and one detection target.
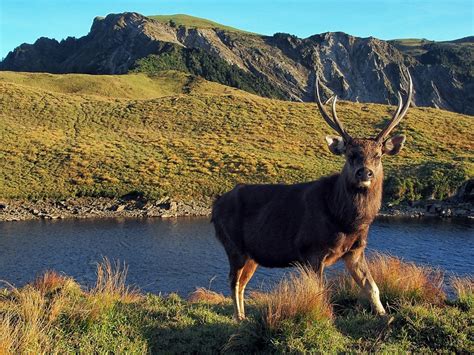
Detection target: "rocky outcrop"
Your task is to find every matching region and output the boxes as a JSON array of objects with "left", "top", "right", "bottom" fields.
[
  {"left": 0, "top": 197, "right": 211, "bottom": 222},
  {"left": 1, "top": 12, "right": 472, "bottom": 114}
]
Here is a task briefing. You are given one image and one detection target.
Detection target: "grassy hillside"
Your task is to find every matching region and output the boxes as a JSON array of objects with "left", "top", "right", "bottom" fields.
[
  {"left": 149, "top": 14, "right": 251, "bottom": 33},
  {"left": 0, "top": 71, "right": 245, "bottom": 100},
  {"left": 0, "top": 71, "right": 472, "bottom": 202},
  {"left": 1, "top": 256, "right": 472, "bottom": 353}
]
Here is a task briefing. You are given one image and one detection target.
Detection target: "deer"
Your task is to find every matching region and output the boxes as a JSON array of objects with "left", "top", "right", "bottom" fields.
[{"left": 212, "top": 71, "right": 413, "bottom": 321}]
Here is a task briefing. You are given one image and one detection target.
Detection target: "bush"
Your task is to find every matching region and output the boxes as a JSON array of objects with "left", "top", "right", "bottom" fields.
[
  {"left": 132, "top": 47, "right": 288, "bottom": 100},
  {"left": 384, "top": 162, "right": 468, "bottom": 203}
]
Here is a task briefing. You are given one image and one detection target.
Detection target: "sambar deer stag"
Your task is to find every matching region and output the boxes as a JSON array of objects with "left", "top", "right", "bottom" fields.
[{"left": 212, "top": 71, "right": 413, "bottom": 321}]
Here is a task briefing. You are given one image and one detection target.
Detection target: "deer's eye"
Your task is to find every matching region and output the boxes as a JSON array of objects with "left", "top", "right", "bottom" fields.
[{"left": 374, "top": 154, "right": 382, "bottom": 160}]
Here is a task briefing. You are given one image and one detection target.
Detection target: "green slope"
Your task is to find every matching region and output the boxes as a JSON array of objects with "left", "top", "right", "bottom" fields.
[
  {"left": 0, "top": 71, "right": 471, "bottom": 202},
  {"left": 148, "top": 14, "right": 251, "bottom": 33},
  {"left": 0, "top": 71, "right": 245, "bottom": 100}
]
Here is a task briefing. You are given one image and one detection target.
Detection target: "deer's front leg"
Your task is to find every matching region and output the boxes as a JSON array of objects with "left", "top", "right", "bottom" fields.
[{"left": 343, "top": 249, "right": 386, "bottom": 316}]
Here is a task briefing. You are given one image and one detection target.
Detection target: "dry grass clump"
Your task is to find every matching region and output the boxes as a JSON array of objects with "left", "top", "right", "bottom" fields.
[
  {"left": 92, "top": 257, "right": 137, "bottom": 301},
  {"left": 0, "top": 273, "right": 82, "bottom": 353},
  {"left": 256, "top": 265, "right": 332, "bottom": 330},
  {"left": 0, "top": 258, "right": 138, "bottom": 353},
  {"left": 87, "top": 258, "right": 139, "bottom": 320},
  {"left": 187, "top": 287, "right": 227, "bottom": 304},
  {"left": 32, "top": 270, "right": 70, "bottom": 294},
  {"left": 451, "top": 276, "right": 473, "bottom": 309},
  {"left": 332, "top": 253, "right": 446, "bottom": 307},
  {"left": 452, "top": 276, "right": 473, "bottom": 299}
]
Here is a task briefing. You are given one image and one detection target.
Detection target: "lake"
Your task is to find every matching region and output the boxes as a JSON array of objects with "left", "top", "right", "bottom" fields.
[{"left": 0, "top": 217, "right": 472, "bottom": 295}]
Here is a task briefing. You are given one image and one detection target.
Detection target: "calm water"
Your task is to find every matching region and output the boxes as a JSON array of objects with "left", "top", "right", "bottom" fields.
[{"left": 0, "top": 217, "right": 472, "bottom": 295}]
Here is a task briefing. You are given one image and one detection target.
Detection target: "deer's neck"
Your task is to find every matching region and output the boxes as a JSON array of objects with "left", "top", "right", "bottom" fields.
[{"left": 329, "top": 171, "right": 383, "bottom": 232}]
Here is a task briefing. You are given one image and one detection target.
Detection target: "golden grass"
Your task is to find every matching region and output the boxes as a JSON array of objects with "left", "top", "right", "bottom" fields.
[
  {"left": 0, "top": 70, "right": 245, "bottom": 101},
  {"left": 452, "top": 276, "right": 474, "bottom": 299},
  {"left": 0, "top": 259, "right": 138, "bottom": 353},
  {"left": 0, "top": 256, "right": 471, "bottom": 353},
  {"left": 451, "top": 276, "right": 473, "bottom": 309},
  {"left": 332, "top": 253, "right": 446, "bottom": 306},
  {"left": 187, "top": 287, "right": 227, "bottom": 304},
  {"left": 91, "top": 257, "right": 139, "bottom": 306},
  {"left": 255, "top": 265, "right": 332, "bottom": 330},
  {"left": 32, "top": 270, "right": 69, "bottom": 294},
  {"left": 0, "top": 275, "right": 81, "bottom": 353}
]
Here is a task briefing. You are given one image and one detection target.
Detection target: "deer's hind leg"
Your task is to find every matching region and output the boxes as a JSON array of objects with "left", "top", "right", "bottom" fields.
[{"left": 237, "top": 259, "right": 258, "bottom": 319}]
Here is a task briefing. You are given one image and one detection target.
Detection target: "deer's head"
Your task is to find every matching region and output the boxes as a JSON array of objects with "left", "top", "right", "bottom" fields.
[{"left": 316, "top": 71, "right": 413, "bottom": 189}]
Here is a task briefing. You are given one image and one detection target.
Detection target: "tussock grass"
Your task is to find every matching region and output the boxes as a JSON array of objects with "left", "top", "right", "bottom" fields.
[
  {"left": 187, "top": 287, "right": 227, "bottom": 304},
  {"left": 452, "top": 276, "right": 474, "bottom": 299},
  {"left": 332, "top": 253, "right": 446, "bottom": 307},
  {"left": 451, "top": 276, "right": 474, "bottom": 310},
  {"left": 92, "top": 257, "right": 137, "bottom": 302},
  {"left": 0, "top": 255, "right": 472, "bottom": 353},
  {"left": 226, "top": 265, "right": 346, "bottom": 353},
  {"left": 255, "top": 265, "right": 332, "bottom": 329},
  {"left": 0, "top": 259, "right": 145, "bottom": 353},
  {"left": 32, "top": 270, "right": 70, "bottom": 294}
]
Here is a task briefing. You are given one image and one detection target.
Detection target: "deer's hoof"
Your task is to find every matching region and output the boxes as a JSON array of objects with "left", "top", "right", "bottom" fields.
[
  {"left": 382, "top": 315, "right": 395, "bottom": 326},
  {"left": 233, "top": 314, "right": 245, "bottom": 322}
]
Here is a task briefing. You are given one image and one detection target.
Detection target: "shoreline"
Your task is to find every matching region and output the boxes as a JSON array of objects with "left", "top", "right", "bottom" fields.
[{"left": 0, "top": 197, "right": 472, "bottom": 222}]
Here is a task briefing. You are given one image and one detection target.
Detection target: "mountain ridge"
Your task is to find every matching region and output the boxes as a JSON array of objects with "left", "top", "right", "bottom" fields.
[{"left": 1, "top": 12, "right": 472, "bottom": 114}]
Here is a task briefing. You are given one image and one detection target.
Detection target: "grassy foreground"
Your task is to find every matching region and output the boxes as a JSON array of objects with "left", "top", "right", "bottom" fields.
[
  {"left": 0, "top": 255, "right": 472, "bottom": 353},
  {"left": 0, "top": 71, "right": 472, "bottom": 203}
]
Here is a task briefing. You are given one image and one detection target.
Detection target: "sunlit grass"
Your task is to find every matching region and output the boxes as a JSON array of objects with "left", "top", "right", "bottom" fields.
[
  {"left": 331, "top": 253, "right": 446, "bottom": 308},
  {"left": 0, "top": 71, "right": 471, "bottom": 203},
  {"left": 0, "top": 255, "right": 472, "bottom": 353}
]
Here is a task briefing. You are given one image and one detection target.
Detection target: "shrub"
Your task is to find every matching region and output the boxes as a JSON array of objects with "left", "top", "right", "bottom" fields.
[
  {"left": 132, "top": 47, "right": 288, "bottom": 99},
  {"left": 384, "top": 162, "right": 468, "bottom": 203}
]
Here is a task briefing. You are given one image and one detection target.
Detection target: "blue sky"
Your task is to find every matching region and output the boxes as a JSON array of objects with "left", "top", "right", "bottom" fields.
[{"left": 0, "top": 0, "right": 472, "bottom": 58}]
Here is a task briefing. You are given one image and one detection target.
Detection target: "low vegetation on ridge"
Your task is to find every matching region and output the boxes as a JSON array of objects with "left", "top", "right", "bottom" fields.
[
  {"left": 149, "top": 14, "right": 250, "bottom": 33},
  {"left": 0, "top": 255, "right": 472, "bottom": 353},
  {"left": 0, "top": 70, "right": 472, "bottom": 204}
]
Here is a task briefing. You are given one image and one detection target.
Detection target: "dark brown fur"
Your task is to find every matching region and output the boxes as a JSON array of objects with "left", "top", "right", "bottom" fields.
[
  {"left": 212, "top": 73, "right": 412, "bottom": 320},
  {"left": 212, "top": 138, "right": 400, "bottom": 320}
]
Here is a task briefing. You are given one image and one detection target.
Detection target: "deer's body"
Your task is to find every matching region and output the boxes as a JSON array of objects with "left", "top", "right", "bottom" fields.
[
  {"left": 212, "top": 73, "right": 413, "bottom": 321},
  {"left": 213, "top": 170, "right": 381, "bottom": 268}
]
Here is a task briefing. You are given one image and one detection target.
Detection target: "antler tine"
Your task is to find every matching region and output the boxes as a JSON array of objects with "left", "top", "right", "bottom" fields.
[
  {"left": 376, "top": 70, "right": 413, "bottom": 142},
  {"left": 315, "top": 76, "right": 351, "bottom": 141},
  {"left": 331, "top": 96, "right": 350, "bottom": 141}
]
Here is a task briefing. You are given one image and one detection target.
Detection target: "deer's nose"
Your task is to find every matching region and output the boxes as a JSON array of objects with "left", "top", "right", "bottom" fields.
[{"left": 356, "top": 167, "right": 374, "bottom": 181}]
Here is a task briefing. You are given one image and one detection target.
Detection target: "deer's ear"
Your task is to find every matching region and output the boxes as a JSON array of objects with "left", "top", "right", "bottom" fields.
[
  {"left": 383, "top": 135, "right": 406, "bottom": 156},
  {"left": 325, "top": 135, "right": 346, "bottom": 155}
]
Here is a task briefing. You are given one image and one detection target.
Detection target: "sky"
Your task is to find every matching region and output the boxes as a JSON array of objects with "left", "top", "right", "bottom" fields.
[{"left": 0, "top": 0, "right": 473, "bottom": 58}]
